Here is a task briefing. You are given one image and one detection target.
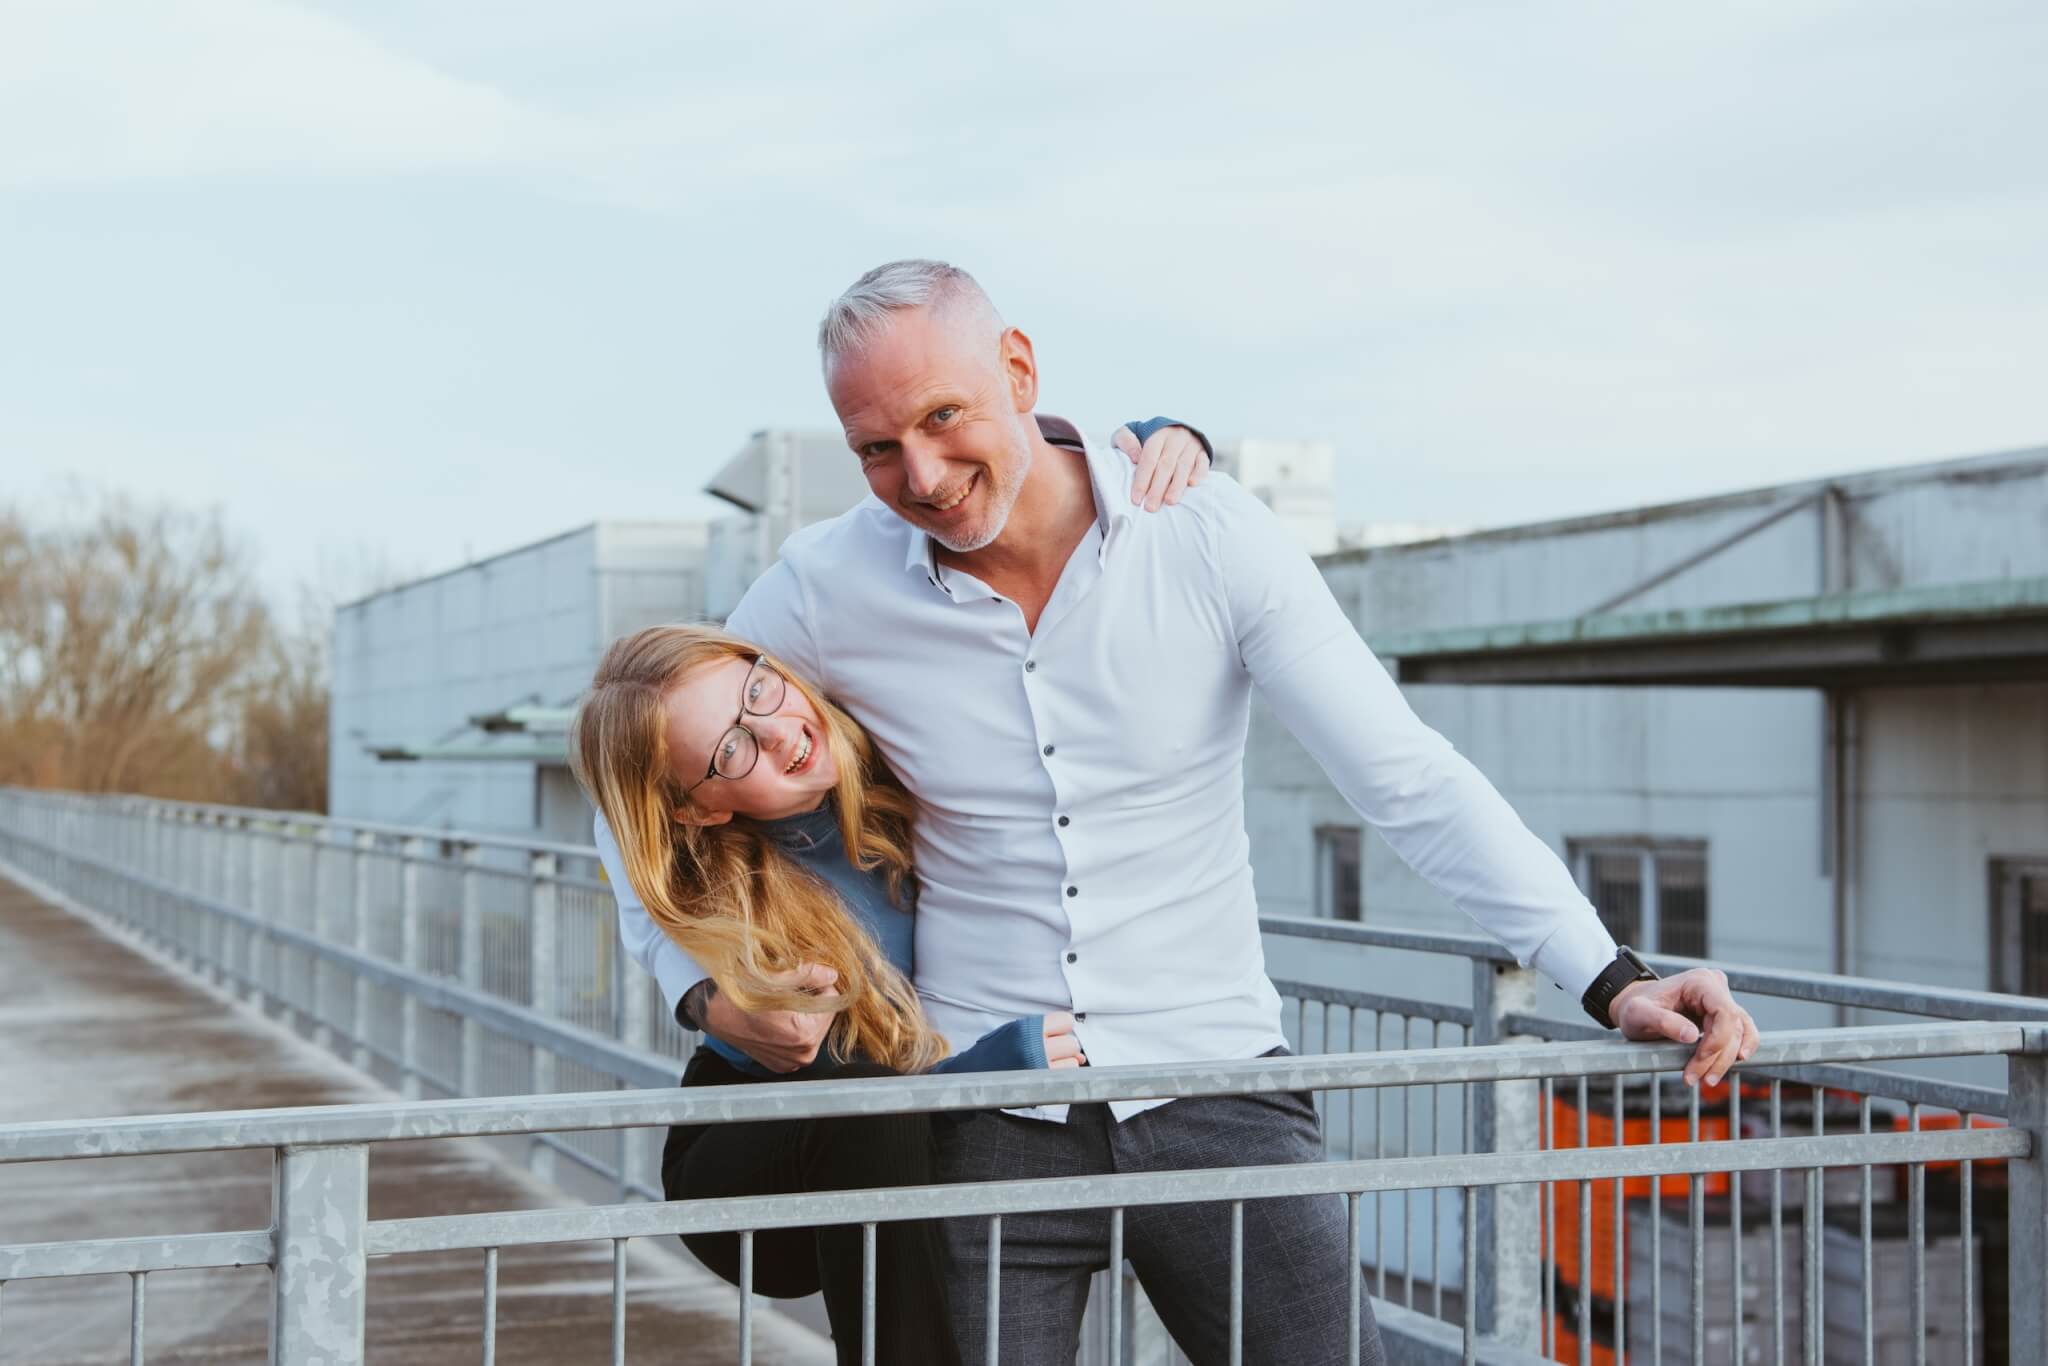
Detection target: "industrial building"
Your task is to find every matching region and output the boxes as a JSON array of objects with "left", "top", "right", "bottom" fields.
[{"left": 1252, "top": 443, "right": 2048, "bottom": 1029}]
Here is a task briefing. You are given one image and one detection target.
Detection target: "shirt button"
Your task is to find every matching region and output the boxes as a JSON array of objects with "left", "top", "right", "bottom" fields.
[
  {"left": 1057, "top": 815, "right": 1070, "bottom": 827},
  {"left": 1065, "top": 951, "right": 1078, "bottom": 963},
  {"left": 1025, "top": 660, "right": 1036, "bottom": 672},
  {"left": 1043, "top": 744, "right": 1055, "bottom": 756},
  {"left": 1066, "top": 886, "right": 1078, "bottom": 897},
  {"left": 1075, "top": 1012, "right": 1087, "bottom": 1022}
]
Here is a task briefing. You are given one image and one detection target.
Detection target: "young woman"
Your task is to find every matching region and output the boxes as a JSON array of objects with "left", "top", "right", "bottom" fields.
[{"left": 570, "top": 623, "right": 1081, "bottom": 1366}]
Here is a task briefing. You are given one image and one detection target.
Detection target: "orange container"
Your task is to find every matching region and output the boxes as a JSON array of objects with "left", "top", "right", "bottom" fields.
[
  {"left": 1547, "top": 1087, "right": 1731, "bottom": 1301},
  {"left": 1551, "top": 1315, "right": 1617, "bottom": 1366}
]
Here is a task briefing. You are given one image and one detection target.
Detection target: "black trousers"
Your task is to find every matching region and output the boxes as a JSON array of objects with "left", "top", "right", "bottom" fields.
[{"left": 661, "top": 1048, "right": 964, "bottom": 1366}]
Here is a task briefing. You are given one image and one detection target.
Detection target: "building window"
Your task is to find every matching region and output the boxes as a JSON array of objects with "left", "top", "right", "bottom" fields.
[
  {"left": 1314, "top": 825, "right": 1363, "bottom": 921},
  {"left": 1567, "top": 839, "right": 1709, "bottom": 957},
  {"left": 1991, "top": 858, "right": 2048, "bottom": 997}
]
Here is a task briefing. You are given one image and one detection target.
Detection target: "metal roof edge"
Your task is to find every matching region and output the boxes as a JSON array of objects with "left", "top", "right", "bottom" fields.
[
  {"left": 1368, "top": 574, "right": 2048, "bottom": 659},
  {"left": 1318, "top": 442, "right": 2048, "bottom": 569}
]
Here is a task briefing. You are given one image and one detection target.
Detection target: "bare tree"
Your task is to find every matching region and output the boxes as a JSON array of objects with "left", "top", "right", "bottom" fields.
[
  {"left": 0, "top": 494, "right": 272, "bottom": 798},
  {"left": 226, "top": 589, "right": 330, "bottom": 813}
]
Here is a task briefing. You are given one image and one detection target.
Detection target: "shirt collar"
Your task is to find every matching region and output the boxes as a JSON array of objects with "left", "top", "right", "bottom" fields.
[{"left": 901, "top": 413, "right": 1130, "bottom": 587}]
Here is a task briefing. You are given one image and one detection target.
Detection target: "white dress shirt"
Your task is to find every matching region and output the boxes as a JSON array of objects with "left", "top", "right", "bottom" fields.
[{"left": 601, "top": 417, "right": 1617, "bottom": 1119}]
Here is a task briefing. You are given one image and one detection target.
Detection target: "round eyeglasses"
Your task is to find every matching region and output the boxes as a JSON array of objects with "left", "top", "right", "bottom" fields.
[{"left": 681, "top": 657, "right": 789, "bottom": 795}]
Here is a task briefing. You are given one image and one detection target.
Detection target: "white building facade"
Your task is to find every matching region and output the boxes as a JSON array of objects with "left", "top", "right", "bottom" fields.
[{"left": 329, "top": 522, "right": 709, "bottom": 841}]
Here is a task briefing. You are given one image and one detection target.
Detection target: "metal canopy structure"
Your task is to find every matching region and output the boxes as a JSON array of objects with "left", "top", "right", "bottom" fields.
[{"left": 1373, "top": 576, "right": 2048, "bottom": 689}]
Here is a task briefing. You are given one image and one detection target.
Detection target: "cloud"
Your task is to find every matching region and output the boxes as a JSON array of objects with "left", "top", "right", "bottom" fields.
[{"left": 0, "top": 0, "right": 562, "bottom": 186}]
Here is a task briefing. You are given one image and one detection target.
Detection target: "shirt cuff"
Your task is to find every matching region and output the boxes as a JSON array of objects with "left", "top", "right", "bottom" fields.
[{"left": 1529, "top": 917, "right": 1621, "bottom": 1006}]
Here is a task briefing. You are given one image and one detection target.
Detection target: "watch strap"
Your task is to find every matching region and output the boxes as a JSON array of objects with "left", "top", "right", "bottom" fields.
[{"left": 1582, "top": 946, "right": 1657, "bottom": 1028}]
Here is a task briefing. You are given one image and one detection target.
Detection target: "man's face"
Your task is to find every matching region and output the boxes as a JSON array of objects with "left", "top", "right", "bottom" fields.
[{"left": 826, "top": 305, "right": 1034, "bottom": 554}]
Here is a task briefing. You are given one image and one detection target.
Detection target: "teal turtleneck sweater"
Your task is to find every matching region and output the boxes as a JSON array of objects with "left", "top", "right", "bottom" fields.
[{"left": 699, "top": 800, "right": 1049, "bottom": 1078}]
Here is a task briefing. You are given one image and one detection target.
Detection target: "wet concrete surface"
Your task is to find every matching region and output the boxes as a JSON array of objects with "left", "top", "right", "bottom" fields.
[{"left": 0, "top": 872, "right": 832, "bottom": 1365}]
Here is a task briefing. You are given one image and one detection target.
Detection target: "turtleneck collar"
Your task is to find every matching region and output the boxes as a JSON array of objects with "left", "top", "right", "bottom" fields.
[{"left": 753, "top": 798, "right": 841, "bottom": 852}]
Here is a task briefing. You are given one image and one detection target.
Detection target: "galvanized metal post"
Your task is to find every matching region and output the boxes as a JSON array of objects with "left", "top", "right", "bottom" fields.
[
  {"left": 459, "top": 843, "right": 485, "bottom": 1097},
  {"left": 2006, "top": 1040, "right": 2048, "bottom": 1353},
  {"left": 397, "top": 838, "right": 427, "bottom": 1099},
  {"left": 276, "top": 828, "right": 300, "bottom": 1032},
  {"left": 309, "top": 828, "right": 339, "bottom": 1052},
  {"left": 270, "top": 1144, "right": 368, "bottom": 1365},
  {"left": 529, "top": 850, "right": 559, "bottom": 1181},
  {"left": 619, "top": 912, "right": 654, "bottom": 1199},
  {"left": 1468, "top": 959, "right": 1542, "bottom": 1349},
  {"left": 199, "top": 813, "right": 224, "bottom": 986},
  {"left": 350, "top": 832, "right": 374, "bottom": 1071}
]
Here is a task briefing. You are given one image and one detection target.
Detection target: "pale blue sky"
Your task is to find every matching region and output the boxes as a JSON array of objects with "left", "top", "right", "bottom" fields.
[{"left": 4, "top": 1, "right": 2043, "bottom": 598}]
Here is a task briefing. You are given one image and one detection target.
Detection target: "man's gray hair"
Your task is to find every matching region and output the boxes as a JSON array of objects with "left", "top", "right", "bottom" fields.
[{"left": 817, "top": 259, "right": 1000, "bottom": 360}]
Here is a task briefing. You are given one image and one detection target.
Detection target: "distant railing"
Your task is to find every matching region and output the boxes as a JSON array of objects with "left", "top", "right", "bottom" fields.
[{"left": 3, "top": 787, "right": 2044, "bottom": 1365}]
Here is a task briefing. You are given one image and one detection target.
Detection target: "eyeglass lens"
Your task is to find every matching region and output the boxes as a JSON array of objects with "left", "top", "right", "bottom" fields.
[{"left": 713, "top": 661, "right": 787, "bottom": 780}]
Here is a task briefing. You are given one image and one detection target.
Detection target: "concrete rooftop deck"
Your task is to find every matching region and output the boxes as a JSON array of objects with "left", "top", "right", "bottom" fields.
[{"left": 0, "top": 871, "right": 831, "bottom": 1365}]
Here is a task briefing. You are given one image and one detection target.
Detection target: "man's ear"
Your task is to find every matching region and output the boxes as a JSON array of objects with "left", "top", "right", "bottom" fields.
[
  {"left": 673, "top": 806, "right": 733, "bottom": 828},
  {"left": 999, "top": 326, "right": 1038, "bottom": 414}
]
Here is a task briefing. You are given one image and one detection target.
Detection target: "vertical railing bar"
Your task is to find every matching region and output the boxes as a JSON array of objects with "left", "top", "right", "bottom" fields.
[
  {"left": 1319, "top": 1003, "right": 1333, "bottom": 1159},
  {"left": 1651, "top": 1071, "right": 1663, "bottom": 1366},
  {"left": 738, "top": 1229, "right": 754, "bottom": 1366},
  {"left": 1577, "top": 1075, "right": 1591, "bottom": 1366},
  {"left": 1613, "top": 1074, "right": 1626, "bottom": 1366},
  {"left": 1108, "top": 1207, "right": 1125, "bottom": 1366},
  {"left": 1771, "top": 1079, "right": 1784, "bottom": 1366},
  {"left": 1347, "top": 1192, "right": 1362, "bottom": 1366},
  {"left": 1229, "top": 1200, "right": 1245, "bottom": 1366},
  {"left": 1374, "top": 1010, "right": 1386, "bottom": 1300},
  {"left": 1461, "top": 1063, "right": 1472, "bottom": 1343},
  {"left": 611, "top": 1237, "right": 626, "bottom": 1366},
  {"left": 129, "top": 1270, "right": 146, "bottom": 1366},
  {"left": 1961, "top": 1112, "right": 1976, "bottom": 1366},
  {"left": 482, "top": 1246, "right": 499, "bottom": 1366},
  {"left": 985, "top": 1215, "right": 1002, "bottom": 1366},
  {"left": 1347, "top": 1009, "right": 1359, "bottom": 1164},
  {"left": 1732, "top": 1079, "right": 1746, "bottom": 1366},
  {"left": 1541, "top": 1073, "right": 1555, "bottom": 1360},
  {"left": 1804, "top": 1087, "right": 1823, "bottom": 1366},
  {"left": 1909, "top": 1105, "right": 1926, "bottom": 1366},
  {"left": 1405, "top": 1016, "right": 1417, "bottom": 1309},
  {"left": 1462, "top": 1185, "right": 1478, "bottom": 1366},
  {"left": 1432, "top": 1021, "right": 1444, "bottom": 1321},
  {"left": 861, "top": 1222, "right": 878, "bottom": 1366},
  {"left": 1689, "top": 1083, "right": 1704, "bottom": 1366},
  {"left": 1860, "top": 1097, "right": 1874, "bottom": 1366}
]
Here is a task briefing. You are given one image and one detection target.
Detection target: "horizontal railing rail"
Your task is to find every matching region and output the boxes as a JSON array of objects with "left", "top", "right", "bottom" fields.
[{"left": 0, "top": 1024, "right": 2023, "bottom": 1166}]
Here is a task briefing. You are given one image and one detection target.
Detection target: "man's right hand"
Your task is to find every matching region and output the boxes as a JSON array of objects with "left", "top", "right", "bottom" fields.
[{"left": 701, "top": 964, "right": 840, "bottom": 1073}]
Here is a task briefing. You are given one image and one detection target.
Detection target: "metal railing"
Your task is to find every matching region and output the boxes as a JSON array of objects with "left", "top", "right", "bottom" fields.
[{"left": 3, "top": 786, "right": 2045, "bottom": 1364}]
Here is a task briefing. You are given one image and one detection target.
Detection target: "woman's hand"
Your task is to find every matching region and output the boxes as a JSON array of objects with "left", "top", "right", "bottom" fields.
[
  {"left": 1043, "top": 1010, "right": 1087, "bottom": 1069},
  {"left": 703, "top": 963, "right": 841, "bottom": 1073},
  {"left": 1113, "top": 423, "right": 1210, "bottom": 512}
]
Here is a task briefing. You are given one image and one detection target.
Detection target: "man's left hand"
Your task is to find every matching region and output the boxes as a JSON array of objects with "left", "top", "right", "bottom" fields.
[
  {"left": 1611, "top": 968, "right": 1759, "bottom": 1089},
  {"left": 1114, "top": 423, "right": 1209, "bottom": 512}
]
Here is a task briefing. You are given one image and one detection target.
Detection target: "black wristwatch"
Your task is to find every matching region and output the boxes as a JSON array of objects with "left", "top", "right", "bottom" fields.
[{"left": 1582, "top": 946, "right": 1657, "bottom": 1028}]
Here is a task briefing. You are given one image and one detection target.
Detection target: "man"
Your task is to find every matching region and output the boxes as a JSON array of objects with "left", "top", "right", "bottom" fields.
[{"left": 606, "top": 259, "right": 1760, "bottom": 1363}]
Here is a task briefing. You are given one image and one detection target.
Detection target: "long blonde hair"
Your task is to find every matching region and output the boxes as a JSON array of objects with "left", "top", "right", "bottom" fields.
[{"left": 569, "top": 623, "right": 946, "bottom": 1072}]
